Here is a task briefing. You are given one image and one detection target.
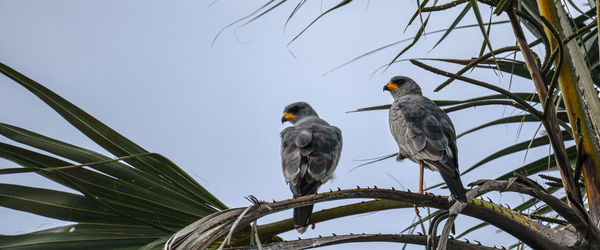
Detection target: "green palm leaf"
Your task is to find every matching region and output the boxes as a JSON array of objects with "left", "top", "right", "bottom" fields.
[
  {"left": 0, "top": 224, "right": 164, "bottom": 249},
  {"left": 0, "top": 123, "right": 211, "bottom": 211},
  {"left": 0, "top": 63, "right": 226, "bottom": 211}
]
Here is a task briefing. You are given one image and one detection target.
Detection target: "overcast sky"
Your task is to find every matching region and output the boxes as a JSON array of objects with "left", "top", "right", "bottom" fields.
[{"left": 0, "top": 1, "right": 556, "bottom": 249}]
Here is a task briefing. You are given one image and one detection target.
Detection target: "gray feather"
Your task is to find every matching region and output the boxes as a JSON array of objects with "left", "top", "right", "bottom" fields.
[
  {"left": 389, "top": 95, "right": 457, "bottom": 175},
  {"left": 280, "top": 114, "right": 342, "bottom": 197},
  {"left": 386, "top": 76, "right": 467, "bottom": 202},
  {"left": 296, "top": 130, "right": 312, "bottom": 147}
]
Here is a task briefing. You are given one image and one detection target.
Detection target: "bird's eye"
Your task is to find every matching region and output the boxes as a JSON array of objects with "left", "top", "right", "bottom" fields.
[{"left": 290, "top": 106, "right": 299, "bottom": 113}]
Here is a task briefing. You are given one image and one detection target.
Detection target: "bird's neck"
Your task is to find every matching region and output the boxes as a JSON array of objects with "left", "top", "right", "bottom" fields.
[
  {"left": 392, "top": 92, "right": 423, "bottom": 101},
  {"left": 294, "top": 116, "right": 327, "bottom": 126}
]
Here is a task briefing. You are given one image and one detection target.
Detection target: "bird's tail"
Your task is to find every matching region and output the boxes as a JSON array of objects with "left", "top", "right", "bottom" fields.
[
  {"left": 441, "top": 173, "right": 468, "bottom": 203},
  {"left": 293, "top": 204, "right": 314, "bottom": 233}
]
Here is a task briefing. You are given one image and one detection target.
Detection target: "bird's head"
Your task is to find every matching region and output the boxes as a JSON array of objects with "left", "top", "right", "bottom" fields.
[
  {"left": 383, "top": 76, "right": 422, "bottom": 98},
  {"left": 281, "top": 102, "right": 319, "bottom": 124}
]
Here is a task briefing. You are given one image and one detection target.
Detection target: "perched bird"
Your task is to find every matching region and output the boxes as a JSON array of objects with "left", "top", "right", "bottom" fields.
[
  {"left": 280, "top": 102, "right": 342, "bottom": 233},
  {"left": 383, "top": 76, "right": 468, "bottom": 212}
]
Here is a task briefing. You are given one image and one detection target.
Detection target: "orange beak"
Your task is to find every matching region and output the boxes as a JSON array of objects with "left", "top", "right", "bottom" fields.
[
  {"left": 282, "top": 112, "right": 297, "bottom": 123},
  {"left": 383, "top": 82, "right": 399, "bottom": 91}
]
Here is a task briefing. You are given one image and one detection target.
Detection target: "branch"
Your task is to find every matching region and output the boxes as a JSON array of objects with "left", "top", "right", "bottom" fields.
[
  {"left": 469, "top": 178, "right": 600, "bottom": 246},
  {"left": 166, "top": 187, "right": 577, "bottom": 249},
  {"left": 229, "top": 199, "right": 411, "bottom": 246},
  {"left": 226, "top": 233, "right": 501, "bottom": 250}
]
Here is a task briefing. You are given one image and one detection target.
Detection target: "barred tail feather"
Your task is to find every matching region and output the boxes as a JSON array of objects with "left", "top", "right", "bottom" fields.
[
  {"left": 441, "top": 173, "right": 468, "bottom": 203},
  {"left": 293, "top": 204, "right": 314, "bottom": 233}
]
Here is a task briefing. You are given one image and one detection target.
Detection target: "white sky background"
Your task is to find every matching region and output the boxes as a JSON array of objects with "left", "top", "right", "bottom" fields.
[{"left": 0, "top": 1, "right": 560, "bottom": 249}]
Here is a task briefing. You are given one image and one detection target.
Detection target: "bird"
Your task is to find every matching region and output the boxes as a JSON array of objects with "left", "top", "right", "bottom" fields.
[
  {"left": 383, "top": 76, "right": 468, "bottom": 213},
  {"left": 280, "top": 102, "right": 343, "bottom": 233}
]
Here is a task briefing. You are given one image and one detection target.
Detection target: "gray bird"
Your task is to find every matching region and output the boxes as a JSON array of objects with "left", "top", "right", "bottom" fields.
[
  {"left": 384, "top": 76, "right": 468, "bottom": 209},
  {"left": 280, "top": 102, "right": 342, "bottom": 233}
]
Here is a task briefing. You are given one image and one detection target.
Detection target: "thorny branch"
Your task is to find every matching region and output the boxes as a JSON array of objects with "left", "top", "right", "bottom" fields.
[
  {"left": 226, "top": 233, "right": 500, "bottom": 250},
  {"left": 228, "top": 199, "right": 411, "bottom": 246},
  {"left": 469, "top": 178, "right": 600, "bottom": 245},
  {"left": 165, "top": 183, "right": 599, "bottom": 250}
]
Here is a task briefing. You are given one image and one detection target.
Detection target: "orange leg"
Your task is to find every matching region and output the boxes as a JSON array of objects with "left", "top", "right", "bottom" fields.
[
  {"left": 414, "top": 161, "right": 425, "bottom": 214},
  {"left": 419, "top": 160, "right": 424, "bottom": 195}
]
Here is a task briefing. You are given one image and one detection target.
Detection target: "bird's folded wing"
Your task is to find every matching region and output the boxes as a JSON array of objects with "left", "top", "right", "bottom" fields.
[
  {"left": 281, "top": 124, "right": 342, "bottom": 196},
  {"left": 393, "top": 101, "right": 458, "bottom": 177},
  {"left": 306, "top": 125, "right": 342, "bottom": 182}
]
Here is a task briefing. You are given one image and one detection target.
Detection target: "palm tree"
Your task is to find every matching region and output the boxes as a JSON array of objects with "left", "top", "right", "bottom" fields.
[{"left": 0, "top": 0, "right": 598, "bottom": 249}]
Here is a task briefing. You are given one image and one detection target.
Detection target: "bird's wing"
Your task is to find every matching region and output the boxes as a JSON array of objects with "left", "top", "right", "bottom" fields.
[
  {"left": 390, "top": 97, "right": 458, "bottom": 177},
  {"left": 281, "top": 123, "right": 342, "bottom": 197}
]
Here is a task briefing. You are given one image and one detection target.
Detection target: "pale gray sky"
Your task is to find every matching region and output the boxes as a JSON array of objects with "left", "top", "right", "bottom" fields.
[{"left": 0, "top": 1, "right": 554, "bottom": 249}]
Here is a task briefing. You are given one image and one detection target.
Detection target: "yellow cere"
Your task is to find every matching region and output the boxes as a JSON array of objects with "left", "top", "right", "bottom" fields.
[
  {"left": 386, "top": 82, "right": 399, "bottom": 90},
  {"left": 283, "top": 112, "right": 297, "bottom": 120}
]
